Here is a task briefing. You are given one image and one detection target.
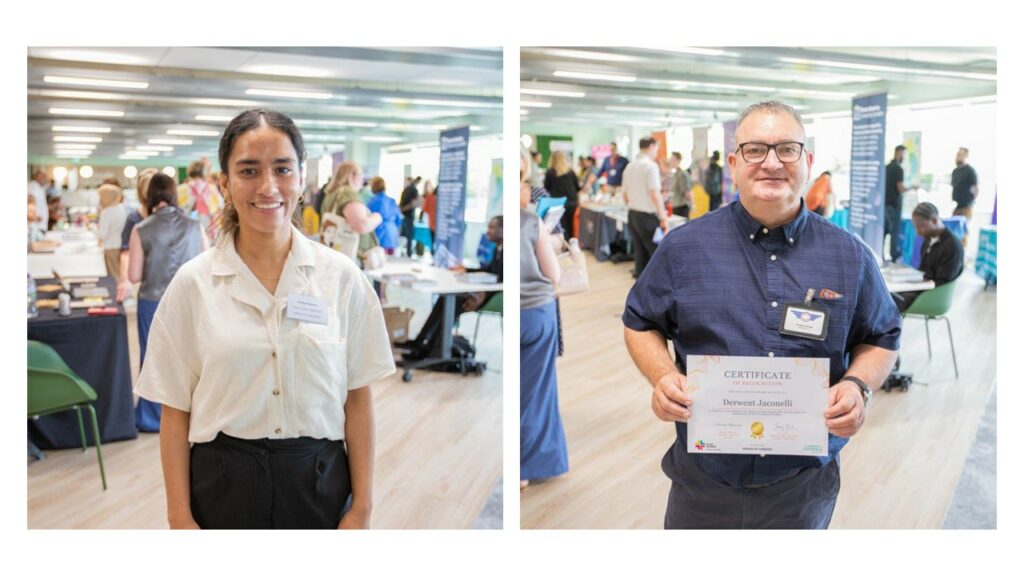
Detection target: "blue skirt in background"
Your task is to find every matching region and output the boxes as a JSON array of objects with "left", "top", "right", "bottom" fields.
[
  {"left": 520, "top": 300, "right": 568, "bottom": 481},
  {"left": 135, "top": 298, "right": 162, "bottom": 432}
]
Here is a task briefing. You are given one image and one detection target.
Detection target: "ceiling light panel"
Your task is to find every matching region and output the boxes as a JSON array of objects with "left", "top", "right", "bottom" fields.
[
  {"left": 49, "top": 107, "right": 124, "bottom": 117},
  {"left": 51, "top": 125, "right": 111, "bottom": 133},
  {"left": 246, "top": 88, "right": 335, "bottom": 100},
  {"left": 43, "top": 75, "right": 149, "bottom": 89},
  {"left": 553, "top": 70, "right": 637, "bottom": 82}
]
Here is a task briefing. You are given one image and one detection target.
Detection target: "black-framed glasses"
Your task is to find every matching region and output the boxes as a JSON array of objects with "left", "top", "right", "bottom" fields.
[{"left": 737, "top": 141, "right": 805, "bottom": 164}]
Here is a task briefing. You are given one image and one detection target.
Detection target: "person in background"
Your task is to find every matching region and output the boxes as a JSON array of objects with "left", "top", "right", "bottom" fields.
[
  {"left": 178, "top": 159, "right": 223, "bottom": 240},
  {"left": 28, "top": 194, "right": 46, "bottom": 246},
  {"left": 806, "top": 170, "right": 833, "bottom": 218},
  {"left": 135, "top": 108, "right": 393, "bottom": 529},
  {"left": 97, "top": 183, "right": 128, "bottom": 282},
  {"left": 47, "top": 195, "right": 64, "bottom": 231},
  {"left": 28, "top": 169, "right": 49, "bottom": 230},
  {"left": 580, "top": 156, "right": 600, "bottom": 198},
  {"left": 951, "top": 147, "right": 978, "bottom": 247},
  {"left": 116, "top": 168, "right": 159, "bottom": 302},
  {"left": 622, "top": 136, "right": 667, "bottom": 279},
  {"left": 520, "top": 174, "right": 567, "bottom": 489},
  {"left": 597, "top": 142, "right": 629, "bottom": 198},
  {"left": 884, "top": 145, "right": 907, "bottom": 264},
  {"left": 358, "top": 178, "right": 373, "bottom": 205},
  {"left": 127, "top": 172, "right": 208, "bottom": 432},
  {"left": 320, "top": 161, "right": 383, "bottom": 264},
  {"left": 366, "top": 176, "right": 401, "bottom": 255},
  {"left": 543, "top": 151, "right": 580, "bottom": 241},
  {"left": 892, "top": 202, "right": 964, "bottom": 313},
  {"left": 399, "top": 176, "right": 421, "bottom": 256},
  {"left": 46, "top": 178, "right": 58, "bottom": 198},
  {"left": 669, "top": 152, "right": 692, "bottom": 218},
  {"left": 530, "top": 151, "right": 545, "bottom": 188},
  {"left": 400, "top": 215, "right": 504, "bottom": 361},
  {"left": 704, "top": 150, "right": 724, "bottom": 211},
  {"left": 420, "top": 179, "right": 437, "bottom": 251}
]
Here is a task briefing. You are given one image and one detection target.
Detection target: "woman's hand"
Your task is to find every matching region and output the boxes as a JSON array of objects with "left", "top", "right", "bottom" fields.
[
  {"left": 337, "top": 507, "right": 371, "bottom": 529},
  {"left": 168, "top": 517, "right": 200, "bottom": 529}
]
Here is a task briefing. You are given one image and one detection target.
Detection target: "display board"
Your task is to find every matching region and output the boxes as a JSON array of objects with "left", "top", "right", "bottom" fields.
[
  {"left": 848, "top": 92, "right": 888, "bottom": 258},
  {"left": 434, "top": 126, "right": 470, "bottom": 268},
  {"left": 723, "top": 120, "right": 738, "bottom": 205}
]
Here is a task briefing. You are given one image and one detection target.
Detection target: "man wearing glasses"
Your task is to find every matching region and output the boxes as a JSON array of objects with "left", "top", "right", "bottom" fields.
[{"left": 623, "top": 101, "right": 901, "bottom": 529}]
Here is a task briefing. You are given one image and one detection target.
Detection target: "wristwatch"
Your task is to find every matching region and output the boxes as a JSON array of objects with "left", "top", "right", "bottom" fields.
[{"left": 840, "top": 376, "right": 872, "bottom": 407}]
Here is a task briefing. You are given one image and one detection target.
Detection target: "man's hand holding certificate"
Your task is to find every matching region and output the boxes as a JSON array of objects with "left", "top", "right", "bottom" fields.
[{"left": 684, "top": 355, "right": 829, "bottom": 457}]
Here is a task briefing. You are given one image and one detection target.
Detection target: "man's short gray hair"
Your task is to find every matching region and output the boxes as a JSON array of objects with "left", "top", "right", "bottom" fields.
[{"left": 735, "top": 100, "right": 805, "bottom": 133}]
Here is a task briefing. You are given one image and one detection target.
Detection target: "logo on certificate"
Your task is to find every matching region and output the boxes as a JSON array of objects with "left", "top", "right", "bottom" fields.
[
  {"left": 750, "top": 421, "right": 765, "bottom": 439},
  {"left": 694, "top": 440, "right": 706, "bottom": 451}
]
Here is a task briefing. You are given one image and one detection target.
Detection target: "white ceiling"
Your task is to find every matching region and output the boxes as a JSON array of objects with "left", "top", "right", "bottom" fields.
[
  {"left": 520, "top": 46, "right": 996, "bottom": 130},
  {"left": 28, "top": 47, "right": 502, "bottom": 166}
]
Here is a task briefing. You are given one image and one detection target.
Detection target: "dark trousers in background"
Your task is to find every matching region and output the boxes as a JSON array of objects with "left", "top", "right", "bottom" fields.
[
  {"left": 672, "top": 205, "right": 690, "bottom": 219},
  {"left": 884, "top": 204, "right": 904, "bottom": 263},
  {"left": 560, "top": 203, "right": 577, "bottom": 241},
  {"left": 708, "top": 194, "right": 722, "bottom": 212},
  {"left": 401, "top": 214, "right": 415, "bottom": 256},
  {"left": 664, "top": 457, "right": 841, "bottom": 529},
  {"left": 627, "top": 209, "right": 660, "bottom": 279},
  {"left": 190, "top": 433, "right": 351, "bottom": 529},
  {"left": 135, "top": 298, "right": 162, "bottom": 432}
]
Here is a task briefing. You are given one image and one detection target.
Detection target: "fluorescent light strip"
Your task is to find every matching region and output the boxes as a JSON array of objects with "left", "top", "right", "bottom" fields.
[
  {"left": 44, "top": 75, "right": 148, "bottom": 89},
  {"left": 779, "top": 57, "right": 996, "bottom": 82},
  {"left": 553, "top": 70, "right": 636, "bottom": 83},
  {"left": 381, "top": 97, "right": 500, "bottom": 109},
  {"left": 136, "top": 145, "right": 174, "bottom": 152},
  {"left": 520, "top": 109, "right": 528, "bottom": 115},
  {"left": 190, "top": 98, "right": 263, "bottom": 107},
  {"left": 56, "top": 152, "right": 92, "bottom": 158},
  {"left": 673, "top": 81, "right": 775, "bottom": 93},
  {"left": 660, "top": 47, "right": 731, "bottom": 57},
  {"left": 195, "top": 115, "right": 235, "bottom": 123},
  {"left": 304, "top": 134, "right": 348, "bottom": 142},
  {"left": 246, "top": 88, "right": 335, "bottom": 100},
  {"left": 361, "top": 136, "right": 404, "bottom": 143},
  {"left": 167, "top": 129, "right": 220, "bottom": 137},
  {"left": 521, "top": 88, "right": 586, "bottom": 98},
  {"left": 295, "top": 119, "right": 378, "bottom": 128},
  {"left": 121, "top": 150, "right": 160, "bottom": 156},
  {"left": 38, "top": 89, "right": 130, "bottom": 101},
  {"left": 778, "top": 88, "right": 856, "bottom": 100},
  {"left": 149, "top": 138, "right": 193, "bottom": 145},
  {"left": 380, "top": 123, "right": 450, "bottom": 132},
  {"left": 520, "top": 100, "right": 552, "bottom": 108},
  {"left": 544, "top": 49, "right": 636, "bottom": 63},
  {"left": 53, "top": 135, "right": 103, "bottom": 143},
  {"left": 54, "top": 144, "right": 97, "bottom": 150},
  {"left": 49, "top": 107, "right": 125, "bottom": 117},
  {"left": 646, "top": 96, "right": 739, "bottom": 108},
  {"left": 52, "top": 125, "right": 111, "bottom": 133}
]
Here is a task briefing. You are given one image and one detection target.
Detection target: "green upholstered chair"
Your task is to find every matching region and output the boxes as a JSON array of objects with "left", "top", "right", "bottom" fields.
[
  {"left": 472, "top": 291, "right": 504, "bottom": 350},
  {"left": 902, "top": 279, "right": 959, "bottom": 378},
  {"left": 27, "top": 340, "right": 107, "bottom": 490}
]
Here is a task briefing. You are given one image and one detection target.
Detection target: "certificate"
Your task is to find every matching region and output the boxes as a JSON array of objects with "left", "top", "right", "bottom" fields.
[{"left": 686, "top": 355, "right": 829, "bottom": 457}]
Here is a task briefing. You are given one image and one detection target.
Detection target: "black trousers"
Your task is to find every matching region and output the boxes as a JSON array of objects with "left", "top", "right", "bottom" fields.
[
  {"left": 664, "top": 457, "right": 841, "bottom": 529},
  {"left": 561, "top": 203, "right": 578, "bottom": 241},
  {"left": 627, "top": 209, "right": 660, "bottom": 278},
  {"left": 708, "top": 194, "right": 723, "bottom": 212},
  {"left": 190, "top": 433, "right": 351, "bottom": 529},
  {"left": 672, "top": 205, "right": 690, "bottom": 218}
]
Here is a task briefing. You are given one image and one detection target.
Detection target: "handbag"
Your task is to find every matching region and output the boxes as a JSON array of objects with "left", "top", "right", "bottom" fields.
[{"left": 556, "top": 238, "right": 589, "bottom": 296}]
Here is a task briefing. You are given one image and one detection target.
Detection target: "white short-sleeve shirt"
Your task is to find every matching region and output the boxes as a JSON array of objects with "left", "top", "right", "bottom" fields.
[
  {"left": 623, "top": 153, "right": 662, "bottom": 214},
  {"left": 135, "top": 225, "right": 396, "bottom": 444}
]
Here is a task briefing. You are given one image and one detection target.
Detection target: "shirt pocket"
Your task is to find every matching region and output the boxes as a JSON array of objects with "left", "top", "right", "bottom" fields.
[{"left": 295, "top": 324, "right": 348, "bottom": 412}]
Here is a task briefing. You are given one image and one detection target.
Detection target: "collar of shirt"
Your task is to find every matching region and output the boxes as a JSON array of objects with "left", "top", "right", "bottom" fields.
[
  {"left": 211, "top": 225, "right": 317, "bottom": 314},
  {"left": 731, "top": 198, "right": 809, "bottom": 248}
]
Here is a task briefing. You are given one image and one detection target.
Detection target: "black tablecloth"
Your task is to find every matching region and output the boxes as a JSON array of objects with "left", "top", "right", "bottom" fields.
[
  {"left": 28, "top": 275, "right": 137, "bottom": 449},
  {"left": 578, "top": 206, "right": 631, "bottom": 262}
]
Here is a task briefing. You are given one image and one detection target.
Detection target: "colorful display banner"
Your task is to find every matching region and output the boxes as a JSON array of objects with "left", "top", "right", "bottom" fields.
[
  {"left": 434, "top": 126, "right": 470, "bottom": 268},
  {"left": 902, "top": 131, "right": 922, "bottom": 186},
  {"left": 848, "top": 93, "right": 888, "bottom": 259},
  {"left": 723, "top": 120, "right": 738, "bottom": 205}
]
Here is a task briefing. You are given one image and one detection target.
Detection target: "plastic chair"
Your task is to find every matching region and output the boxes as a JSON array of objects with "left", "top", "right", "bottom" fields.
[
  {"left": 472, "top": 291, "right": 504, "bottom": 349},
  {"left": 902, "top": 279, "right": 959, "bottom": 378},
  {"left": 27, "top": 341, "right": 107, "bottom": 490}
]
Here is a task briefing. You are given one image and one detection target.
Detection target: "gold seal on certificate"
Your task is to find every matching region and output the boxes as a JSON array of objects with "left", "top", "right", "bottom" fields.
[{"left": 686, "top": 355, "right": 830, "bottom": 457}]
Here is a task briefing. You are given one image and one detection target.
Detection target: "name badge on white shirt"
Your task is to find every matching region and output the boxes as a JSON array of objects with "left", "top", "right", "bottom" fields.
[{"left": 286, "top": 293, "right": 328, "bottom": 325}]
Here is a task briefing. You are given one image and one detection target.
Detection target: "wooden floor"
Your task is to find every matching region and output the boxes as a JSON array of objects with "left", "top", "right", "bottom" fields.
[
  {"left": 28, "top": 285, "right": 503, "bottom": 529},
  {"left": 521, "top": 250, "right": 997, "bottom": 529}
]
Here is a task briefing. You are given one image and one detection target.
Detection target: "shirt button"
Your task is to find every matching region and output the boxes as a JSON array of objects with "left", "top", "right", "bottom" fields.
[
  {"left": 272, "top": 351, "right": 277, "bottom": 358},
  {"left": 763, "top": 228, "right": 769, "bottom": 234},
  {"left": 770, "top": 254, "right": 777, "bottom": 262},
  {"left": 749, "top": 234, "right": 755, "bottom": 240},
  {"left": 272, "top": 389, "right": 280, "bottom": 396},
  {"left": 275, "top": 428, "right": 282, "bottom": 434},
  {"left": 789, "top": 238, "right": 794, "bottom": 243},
  {"left": 771, "top": 301, "right": 778, "bottom": 308},
  {"left": 768, "top": 352, "right": 775, "bottom": 358}
]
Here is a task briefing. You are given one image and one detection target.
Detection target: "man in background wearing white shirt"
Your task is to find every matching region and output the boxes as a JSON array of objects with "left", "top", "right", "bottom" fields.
[
  {"left": 622, "top": 136, "right": 669, "bottom": 279},
  {"left": 28, "top": 170, "right": 49, "bottom": 230}
]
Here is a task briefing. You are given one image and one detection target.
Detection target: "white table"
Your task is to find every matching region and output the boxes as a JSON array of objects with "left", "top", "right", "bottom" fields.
[
  {"left": 28, "top": 251, "right": 107, "bottom": 280},
  {"left": 882, "top": 267, "right": 935, "bottom": 293},
  {"left": 365, "top": 258, "right": 502, "bottom": 380}
]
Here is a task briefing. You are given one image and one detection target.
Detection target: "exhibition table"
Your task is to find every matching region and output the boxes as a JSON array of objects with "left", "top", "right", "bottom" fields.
[
  {"left": 976, "top": 226, "right": 997, "bottom": 286},
  {"left": 365, "top": 259, "right": 502, "bottom": 380},
  {"left": 28, "top": 275, "right": 137, "bottom": 449},
  {"left": 577, "top": 204, "right": 686, "bottom": 262}
]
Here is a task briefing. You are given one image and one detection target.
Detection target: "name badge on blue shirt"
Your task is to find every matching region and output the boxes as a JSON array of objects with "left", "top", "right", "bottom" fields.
[
  {"left": 779, "top": 289, "right": 829, "bottom": 341},
  {"left": 286, "top": 293, "right": 328, "bottom": 325}
]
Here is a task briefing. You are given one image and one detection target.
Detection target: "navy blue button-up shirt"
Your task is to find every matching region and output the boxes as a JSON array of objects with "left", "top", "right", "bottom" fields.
[
  {"left": 599, "top": 155, "right": 630, "bottom": 186},
  {"left": 623, "top": 200, "right": 901, "bottom": 488}
]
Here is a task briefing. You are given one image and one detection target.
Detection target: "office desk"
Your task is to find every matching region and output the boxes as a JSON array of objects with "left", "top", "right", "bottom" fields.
[{"left": 365, "top": 259, "right": 502, "bottom": 381}]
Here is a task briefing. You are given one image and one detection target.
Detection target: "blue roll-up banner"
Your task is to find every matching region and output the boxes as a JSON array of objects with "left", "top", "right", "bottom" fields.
[
  {"left": 434, "top": 126, "right": 470, "bottom": 267},
  {"left": 848, "top": 92, "right": 888, "bottom": 259}
]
